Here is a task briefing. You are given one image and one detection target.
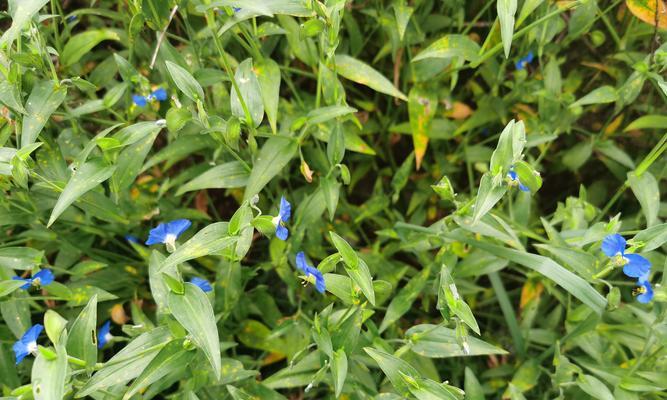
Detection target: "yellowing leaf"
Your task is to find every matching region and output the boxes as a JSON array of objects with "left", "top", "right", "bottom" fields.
[
  {"left": 408, "top": 87, "right": 438, "bottom": 169},
  {"left": 626, "top": 0, "right": 667, "bottom": 29}
]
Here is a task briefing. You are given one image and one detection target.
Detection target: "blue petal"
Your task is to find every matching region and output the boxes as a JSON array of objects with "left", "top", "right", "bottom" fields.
[
  {"left": 32, "top": 269, "right": 54, "bottom": 286},
  {"left": 508, "top": 170, "right": 518, "bottom": 181},
  {"left": 622, "top": 254, "right": 651, "bottom": 278},
  {"left": 165, "top": 219, "right": 192, "bottom": 238},
  {"left": 132, "top": 95, "right": 147, "bottom": 107},
  {"left": 637, "top": 280, "right": 654, "bottom": 303},
  {"left": 518, "top": 183, "right": 530, "bottom": 192},
  {"left": 275, "top": 224, "right": 289, "bottom": 241},
  {"left": 295, "top": 252, "right": 309, "bottom": 273},
  {"left": 23, "top": 324, "right": 44, "bottom": 343},
  {"left": 12, "top": 341, "right": 30, "bottom": 364},
  {"left": 310, "top": 268, "right": 326, "bottom": 294},
  {"left": 146, "top": 223, "right": 168, "bottom": 245},
  {"left": 279, "top": 196, "right": 291, "bottom": 222},
  {"left": 66, "top": 15, "right": 77, "bottom": 23},
  {"left": 97, "top": 321, "right": 111, "bottom": 349},
  {"left": 601, "top": 234, "right": 626, "bottom": 257},
  {"left": 233, "top": 7, "right": 241, "bottom": 12},
  {"left": 12, "top": 277, "right": 32, "bottom": 290},
  {"left": 190, "top": 277, "right": 213, "bottom": 293},
  {"left": 125, "top": 235, "right": 140, "bottom": 244},
  {"left": 151, "top": 88, "right": 168, "bottom": 102}
]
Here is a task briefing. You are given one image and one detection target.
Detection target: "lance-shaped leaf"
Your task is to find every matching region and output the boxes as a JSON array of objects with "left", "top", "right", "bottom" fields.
[
  {"left": 160, "top": 222, "right": 236, "bottom": 272},
  {"left": 66, "top": 295, "right": 98, "bottom": 369},
  {"left": 334, "top": 54, "right": 407, "bottom": 100},
  {"left": 408, "top": 87, "right": 438, "bottom": 169},
  {"left": 21, "top": 81, "right": 67, "bottom": 148}
]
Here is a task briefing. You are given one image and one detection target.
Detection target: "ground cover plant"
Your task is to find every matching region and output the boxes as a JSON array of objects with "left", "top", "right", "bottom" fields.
[{"left": 0, "top": 0, "right": 666, "bottom": 399}]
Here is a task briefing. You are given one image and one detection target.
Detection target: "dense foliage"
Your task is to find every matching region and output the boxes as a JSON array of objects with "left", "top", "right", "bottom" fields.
[{"left": 1, "top": 0, "right": 666, "bottom": 399}]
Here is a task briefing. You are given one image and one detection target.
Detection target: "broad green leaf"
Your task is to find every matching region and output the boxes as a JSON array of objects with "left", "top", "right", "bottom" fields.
[
  {"left": 331, "top": 349, "right": 348, "bottom": 398},
  {"left": 329, "top": 231, "right": 359, "bottom": 268},
  {"left": 231, "top": 58, "right": 264, "bottom": 128},
  {"left": 562, "top": 140, "right": 593, "bottom": 171},
  {"left": 168, "top": 283, "right": 221, "bottom": 378},
  {"left": 402, "top": 372, "right": 463, "bottom": 400},
  {"left": 406, "top": 324, "right": 508, "bottom": 358},
  {"left": 626, "top": 0, "right": 667, "bottom": 28},
  {"left": 143, "top": 134, "right": 215, "bottom": 171},
  {"left": 47, "top": 159, "right": 116, "bottom": 227},
  {"left": 31, "top": 339, "right": 67, "bottom": 400},
  {"left": 243, "top": 136, "right": 298, "bottom": 201},
  {"left": 307, "top": 105, "right": 357, "bottom": 125},
  {"left": 334, "top": 54, "right": 407, "bottom": 101},
  {"left": 320, "top": 176, "right": 341, "bottom": 221},
  {"left": 408, "top": 87, "right": 438, "bottom": 169},
  {"left": 176, "top": 161, "right": 249, "bottom": 195},
  {"left": 364, "top": 347, "right": 420, "bottom": 396},
  {"left": 43, "top": 310, "right": 68, "bottom": 345},
  {"left": 66, "top": 295, "right": 98, "bottom": 368},
  {"left": 123, "top": 340, "right": 196, "bottom": 400},
  {"left": 497, "top": 0, "right": 517, "bottom": 57},
  {"left": 513, "top": 161, "right": 542, "bottom": 192},
  {"left": 61, "top": 29, "right": 121, "bottom": 66},
  {"left": 160, "top": 222, "right": 236, "bottom": 272},
  {"left": 380, "top": 266, "right": 431, "bottom": 332},
  {"left": 517, "top": 0, "right": 545, "bottom": 26},
  {"left": 255, "top": 58, "right": 281, "bottom": 133},
  {"left": 625, "top": 114, "right": 667, "bottom": 131},
  {"left": 77, "top": 326, "right": 172, "bottom": 397},
  {"left": 166, "top": 61, "right": 204, "bottom": 101},
  {"left": 0, "top": 81, "right": 26, "bottom": 113},
  {"left": 110, "top": 126, "right": 161, "bottom": 198},
  {"left": 445, "top": 233, "right": 607, "bottom": 313},
  {"left": 394, "top": 4, "right": 414, "bottom": 41},
  {"left": 0, "top": 247, "right": 43, "bottom": 270},
  {"left": 21, "top": 81, "right": 67, "bottom": 148},
  {"left": 577, "top": 374, "right": 614, "bottom": 400},
  {"left": 631, "top": 223, "right": 667, "bottom": 252},
  {"left": 570, "top": 86, "right": 618, "bottom": 107},
  {"left": 472, "top": 173, "right": 508, "bottom": 224},
  {"left": 0, "top": 0, "right": 49, "bottom": 46},
  {"left": 628, "top": 171, "right": 660, "bottom": 227},
  {"left": 0, "top": 280, "right": 29, "bottom": 298},
  {"left": 412, "top": 35, "right": 481, "bottom": 63},
  {"left": 1, "top": 296, "right": 32, "bottom": 338},
  {"left": 464, "top": 367, "right": 485, "bottom": 400}
]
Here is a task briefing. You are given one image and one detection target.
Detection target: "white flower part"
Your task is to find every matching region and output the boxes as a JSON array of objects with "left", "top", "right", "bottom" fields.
[
  {"left": 305, "top": 383, "right": 313, "bottom": 393},
  {"left": 32, "top": 278, "right": 41, "bottom": 287},
  {"left": 165, "top": 233, "right": 177, "bottom": 253},
  {"left": 27, "top": 340, "right": 38, "bottom": 355},
  {"left": 104, "top": 333, "right": 113, "bottom": 343},
  {"left": 449, "top": 284, "right": 460, "bottom": 301},
  {"left": 155, "top": 119, "right": 167, "bottom": 127},
  {"left": 271, "top": 215, "right": 281, "bottom": 227},
  {"left": 461, "top": 341, "right": 470, "bottom": 355}
]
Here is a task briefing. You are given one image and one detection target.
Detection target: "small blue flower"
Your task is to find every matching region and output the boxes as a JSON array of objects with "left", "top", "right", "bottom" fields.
[
  {"left": 145, "top": 219, "right": 192, "bottom": 252},
  {"left": 507, "top": 170, "right": 530, "bottom": 192},
  {"left": 132, "top": 95, "right": 148, "bottom": 107},
  {"left": 515, "top": 51, "right": 534, "bottom": 70},
  {"left": 273, "top": 197, "right": 291, "bottom": 241},
  {"left": 635, "top": 272, "right": 654, "bottom": 304},
  {"left": 13, "top": 324, "right": 43, "bottom": 364},
  {"left": 151, "top": 88, "right": 168, "bottom": 102},
  {"left": 295, "top": 252, "right": 326, "bottom": 294},
  {"left": 97, "top": 320, "right": 112, "bottom": 349},
  {"left": 190, "top": 277, "right": 213, "bottom": 293},
  {"left": 125, "top": 235, "right": 140, "bottom": 244},
  {"left": 233, "top": 7, "right": 242, "bottom": 12},
  {"left": 12, "top": 269, "right": 55, "bottom": 290},
  {"left": 602, "top": 234, "right": 651, "bottom": 278},
  {"left": 66, "top": 15, "right": 77, "bottom": 23}
]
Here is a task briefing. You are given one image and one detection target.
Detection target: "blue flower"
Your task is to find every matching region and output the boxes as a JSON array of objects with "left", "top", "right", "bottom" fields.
[
  {"left": 97, "top": 320, "right": 112, "bottom": 349},
  {"left": 295, "top": 252, "right": 326, "bottom": 294},
  {"left": 12, "top": 269, "right": 55, "bottom": 290},
  {"left": 515, "top": 51, "right": 534, "bottom": 70},
  {"left": 147, "top": 88, "right": 168, "bottom": 102},
  {"left": 125, "top": 235, "right": 140, "bottom": 244},
  {"left": 635, "top": 272, "right": 654, "bottom": 304},
  {"left": 273, "top": 197, "right": 291, "bottom": 241},
  {"left": 66, "top": 15, "right": 77, "bottom": 23},
  {"left": 13, "top": 324, "right": 43, "bottom": 364},
  {"left": 602, "top": 234, "right": 651, "bottom": 278},
  {"left": 190, "top": 277, "right": 213, "bottom": 293},
  {"left": 132, "top": 95, "right": 148, "bottom": 107},
  {"left": 145, "top": 219, "right": 192, "bottom": 252},
  {"left": 507, "top": 170, "right": 529, "bottom": 192},
  {"left": 233, "top": 7, "right": 242, "bottom": 12}
]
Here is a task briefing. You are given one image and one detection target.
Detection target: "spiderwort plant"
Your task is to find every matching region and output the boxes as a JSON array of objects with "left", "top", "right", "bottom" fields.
[
  {"left": 272, "top": 197, "right": 291, "bottom": 241},
  {"left": 190, "top": 277, "right": 213, "bottom": 293},
  {"left": 13, "top": 324, "right": 43, "bottom": 364},
  {"left": 602, "top": 234, "right": 651, "bottom": 278},
  {"left": 145, "top": 219, "right": 192, "bottom": 253},
  {"left": 295, "top": 252, "right": 326, "bottom": 293},
  {"left": 12, "top": 269, "right": 54, "bottom": 290},
  {"left": 97, "top": 321, "right": 112, "bottom": 349},
  {"left": 132, "top": 88, "right": 168, "bottom": 107}
]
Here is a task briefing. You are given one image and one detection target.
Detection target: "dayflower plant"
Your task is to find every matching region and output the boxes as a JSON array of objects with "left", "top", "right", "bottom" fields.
[
  {"left": 97, "top": 320, "right": 113, "bottom": 349},
  {"left": 507, "top": 170, "right": 529, "bottom": 192},
  {"left": 295, "top": 252, "right": 326, "bottom": 293},
  {"left": 133, "top": 88, "right": 168, "bottom": 107},
  {"left": 272, "top": 197, "right": 291, "bottom": 241},
  {"left": 145, "top": 219, "right": 192, "bottom": 252},
  {"left": 190, "top": 277, "right": 213, "bottom": 293},
  {"left": 602, "top": 234, "right": 651, "bottom": 278},
  {"left": 13, "top": 324, "right": 43, "bottom": 364},
  {"left": 12, "top": 269, "right": 54, "bottom": 290},
  {"left": 515, "top": 51, "right": 534, "bottom": 70}
]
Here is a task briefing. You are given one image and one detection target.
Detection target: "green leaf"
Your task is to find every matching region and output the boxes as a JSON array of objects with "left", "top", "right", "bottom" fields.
[
  {"left": 513, "top": 161, "right": 542, "bottom": 192},
  {"left": 160, "top": 222, "right": 236, "bottom": 272},
  {"left": 401, "top": 372, "right": 463, "bottom": 400},
  {"left": 43, "top": 310, "right": 68, "bottom": 345},
  {"left": 77, "top": 327, "right": 172, "bottom": 397},
  {"left": 628, "top": 171, "right": 660, "bottom": 227},
  {"left": 168, "top": 283, "right": 221, "bottom": 378},
  {"left": 380, "top": 266, "right": 431, "bottom": 332},
  {"left": 577, "top": 374, "right": 614, "bottom": 400},
  {"left": 570, "top": 85, "right": 618, "bottom": 107},
  {"left": 394, "top": 4, "right": 414, "bottom": 41},
  {"left": 497, "top": 0, "right": 517, "bottom": 57},
  {"left": 243, "top": 136, "right": 298, "bottom": 201},
  {"left": 255, "top": 58, "right": 281, "bottom": 134},
  {"left": 66, "top": 294, "right": 98, "bottom": 369},
  {"left": 176, "top": 161, "right": 249, "bottom": 195},
  {"left": 21, "top": 81, "right": 67, "bottom": 148},
  {"left": 406, "top": 324, "right": 508, "bottom": 358},
  {"left": 166, "top": 61, "right": 205, "bottom": 102},
  {"left": 631, "top": 223, "right": 667, "bottom": 252},
  {"left": 334, "top": 54, "right": 407, "bottom": 101},
  {"left": 329, "top": 232, "right": 359, "bottom": 269},
  {"left": 444, "top": 233, "right": 607, "bottom": 314},
  {"left": 61, "top": 29, "right": 121, "bottom": 66},
  {"left": 364, "top": 347, "right": 420, "bottom": 397},
  {"left": 464, "top": 367, "right": 485, "bottom": 400},
  {"left": 412, "top": 35, "right": 481, "bottom": 63},
  {"left": 0, "top": 247, "right": 43, "bottom": 270},
  {"left": 0, "top": 80, "right": 26, "bottom": 113},
  {"left": 31, "top": 339, "right": 67, "bottom": 400},
  {"left": 408, "top": 87, "right": 438, "bottom": 169},
  {"left": 625, "top": 114, "right": 667, "bottom": 131},
  {"left": 307, "top": 105, "right": 357, "bottom": 125},
  {"left": 346, "top": 258, "right": 375, "bottom": 306},
  {"left": 143, "top": 134, "right": 214, "bottom": 172},
  {"left": 110, "top": 125, "right": 161, "bottom": 198},
  {"left": 472, "top": 173, "right": 508, "bottom": 224},
  {"left": 0, "top": 0, "right": 49, "bottom": 47},
  {"left": 562, "top": 140, "right": 593, "bottom": 171},
  {"left": 231, "top": 58, "right": 264, "bottom": 128},
  {"left": 123, "top": 340, "right": 196, "bottom": 400},
  {"left": 331, "top": 349, "right": 348, "bottom": 398},
  {"left": 47, "top": 159, "right": 116, "bottom": 227},
  {"left": 320, "top": 176, "right": 341, "bottom": 221},
  {"left": 0, "top": 280, "right": 29, "bottom": 298}
]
